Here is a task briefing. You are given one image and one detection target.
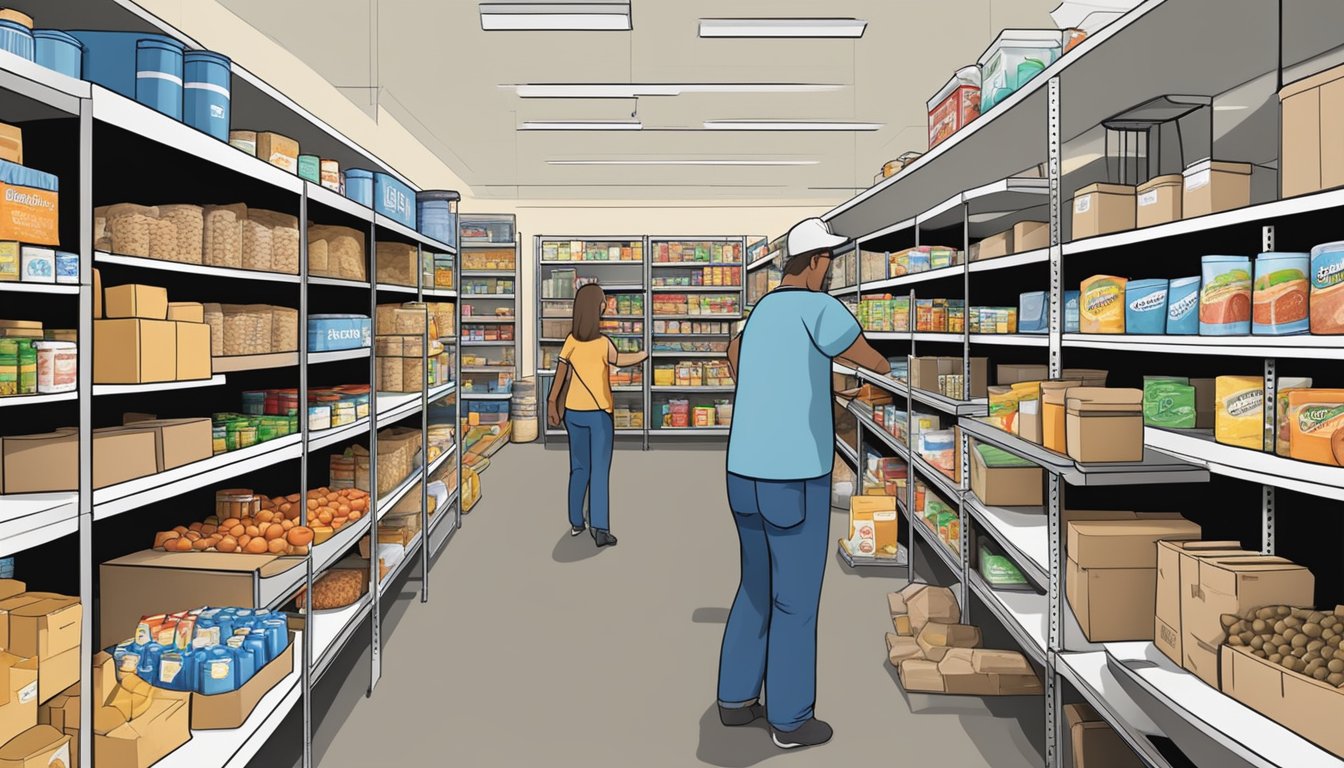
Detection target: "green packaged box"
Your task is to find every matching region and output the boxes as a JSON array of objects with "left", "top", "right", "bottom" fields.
[
  {"left": 0, "top": 338, "right": 16, "bottom": 395},
  {"left": 298, "top": 154, "right": 321, "bottom": 184},
  {"left": 0, "top": 241, "right": 17, "bottom": 282},
  {"left": 980, "top": 545, "right": 1028, "bottom": 587},
  {"left": 1143, "top": 376, "right": 1196, "bottom": 428}
]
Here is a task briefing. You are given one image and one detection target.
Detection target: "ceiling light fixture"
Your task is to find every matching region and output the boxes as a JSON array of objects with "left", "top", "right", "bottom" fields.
[
  {"left": 703, "top": 120, "right": 881, "bottom": 131},
  {"left": 508, "top": 83, "right": 844, "bottom": 98},
  {"left": 546, "top": 159, "right": 818, "bottom": 166},
  {"left": 480, "top": 3, "right": 631, "bottom": 31},
  {"left": 698, "top": 18, "right": 867, "bottom": 38},
  {"left": 520, "top": 120, "right": 643, "bottom": 130}
]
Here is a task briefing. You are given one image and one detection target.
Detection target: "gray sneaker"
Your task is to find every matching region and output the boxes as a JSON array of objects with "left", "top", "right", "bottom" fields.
[
  {"left": 570, "top": 524, "right": 586, "bottom": 537},
  {"left": 772, "top": 718, "right": 832, "bottom": 749},
  {"left": 718, "top": 702, "right": 765, "bottom": 727},
  {"left": 592, "top": 530, "right": 618, "bottom": 547}
]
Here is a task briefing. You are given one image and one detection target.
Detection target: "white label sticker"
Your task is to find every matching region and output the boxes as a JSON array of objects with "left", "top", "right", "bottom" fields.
[
  {"left": 17, "top": 682, "right": 35, "bottom": 704},
  {"left": 1075, "top": 196, "right": 1091, "bottom": 213},
  {"left": 210, "top": 660, "right": 231, "bottom": 680},
  {"left": 1185, "top": 169, "right": 1211, "bottom": 190},
  {"left": 873, "top": 511, "right": 898, "bottom": 522},
  {"left": 1138, "top": 189, "right": 1159, "bottom": 207}
]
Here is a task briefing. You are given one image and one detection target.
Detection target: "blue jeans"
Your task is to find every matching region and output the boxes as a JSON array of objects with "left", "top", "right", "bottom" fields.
[
  {"left": 564, "top": 409, "right": 614, "bottom": 531},
  {"left": 718, "top": 472, "right": 831, "bottom": 732}
]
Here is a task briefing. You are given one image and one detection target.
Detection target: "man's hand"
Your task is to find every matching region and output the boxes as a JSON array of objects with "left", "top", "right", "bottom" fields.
[{"left": 547, "top": 406, "right": 563, "bottom": 428}]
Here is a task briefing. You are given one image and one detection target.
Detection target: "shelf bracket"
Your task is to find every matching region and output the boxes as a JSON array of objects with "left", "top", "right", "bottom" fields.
[
  {"left": 1048, "top": 76, "right": 1063, "bottom": 379},
  {"left": 1046, "top": 471, "right": 1063, "bottom": 768},
  {"left": 959, "top": 428, "right": 972, "bottom": 620}
]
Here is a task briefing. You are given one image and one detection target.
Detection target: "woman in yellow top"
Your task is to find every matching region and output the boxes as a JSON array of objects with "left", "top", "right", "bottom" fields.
[{"left": 546, "top": 283, "right": 648, "bottom": 547}]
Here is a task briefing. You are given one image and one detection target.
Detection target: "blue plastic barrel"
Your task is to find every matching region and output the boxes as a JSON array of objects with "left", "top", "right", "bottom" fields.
[
  {"left": 136, "top": 37, "right": 184, "bottom": 119},
  {"left": 0, "top": 20, "right": 33, "bottom": 62},
  {"left": 33, "top": 30, "right": 80, "bottom": 77},
  {"left": 345, "top": 168, "right": 374, "bottom": 207},
  {"left": 183, "top": 50, "right": 231, "bottom": 140}
]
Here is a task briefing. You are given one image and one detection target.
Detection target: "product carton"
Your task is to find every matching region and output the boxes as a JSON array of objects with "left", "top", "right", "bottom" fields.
[
  {"left": 916, "top": 622, "right": 982, "bottom": 662},
  {"left": 1066, "top": 518, "right": 1200, "bottom": 642},
  {"left": 375, "top": 242, "right": 419, "bottom": 287},
  {"left": 92, "top": 268, "right": 102, "bottom": 318},
  {"left": 166, "top": 302, "right": 203, "bottom": 323},
  {"left": 969, "top": 441, "right": 1042, "bottom": 506},
  {"left": 93, "top": 319, "right": 177, "bottom": 384},
  {"left": 977, "top": 229, "right": 1013, "bottom": 261},
  {"left": 0, "top": 725, "right": 70, "bottom": 768},
  {"left": 1, "top": 432, "right": 75, "bottom": 494},
  {"left": 906, "top": 585, "right": 961, "bottom": 633},
  {"left": 0, "top": 123, "right": 22, "bottom": 164},
  {"left": 1065, "top": 387, "right": 1144, "bottom": 463},
  {"left": 897, "top": 659, "right": 945, "bottom": 693},
  {"left": 908, "top": 356, "right": 989, "bottom": 398},
  {"left": 1062, "top": 368, "right": 1109, "bottom": 387},
  {"left": 1183, "top": 159, "right": 1252, "bottom": 218},
  {"left": 1220, "top": 642, "right": 1344, "bottom": 758},
  {"left": 1072, "top": 183, "right": 1136, "bottom": 239},
  {"left": 939, "top": 648, "right": 1042, "bottom": 695},
  {"left": 996, "top": 364, "right": 1048, "bottom": 385},
  {"left": 885, "top": 634, "right": 923, "bottom": 665},
  {"left": 1014, "top": 220, "right": 1049, "bottom": 253},
  {"left": 1214, "top": 375, "right": 1264, "bottom": 449},
  {"left": 94, "top": 690, "right": 190, "bottom": 768},
  {"left": 1136, "top": 174, "right": 1183, "bottom": 228},
  {"left": 91, "top": 427, "right": 158, "bottom": 489},
  {"left": 848, "top": 496, "right": 899, "bottom": 559},
  {"left": 98, "top": 550, "right": 303, "bottom": 646},
  {"left": 1279, "top": 63, "right": 1344, "bottom": 198},
  {"left": 1065, "top": 702, "right": 1142, "bottom": 767},
  {"left": 109, "top": 418, "right": 212, "bottom": 473},
  {"left": 103, "top": 285, "right": 168, "bottom": 321},
  {"left": 1153, "top": 541, "right": 1251, "bottom": 665},
  {"left": 0, "top": 654, "right": 38, "bottom": 746},
  {"left": 255, "top": 131, "right": 299, "bottom": 174},
  {"left": 192, "top": 631, "right": 294, "bottom": 729},
  {"left": 174, "top": 321, "right": 212, "bottom": 380},
  {"left": 37, "top": 684, "right": 77, "bottom": 734},
  {"left": 1181, "top": 556, "right": 1315, "bottom": 687}
]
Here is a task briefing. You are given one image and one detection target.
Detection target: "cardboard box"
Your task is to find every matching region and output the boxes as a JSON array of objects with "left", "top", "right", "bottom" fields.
[
  {"left": 172, "top": 321, "right": 212, "bottom": 381},
  {"left": 916, "top": 622, "right": 982, "bottom": 662},
  {"left": 1, "top": 432, "right": 75, "bottom": 494},
  {"left": 1181, "top": 556, "right": 1315, "bottom": 687},
  {"left": 997, "top": 364, "right": 1048, "bottom": 385},
  {"left": 376, "top": 242, "right": 419, "bottom": 287},
  {"left": 1065, "top": 703, "right": 1143, "bottom": 767},
  {"left": 969, "top": 441, "right": 1043, "bottom": 506},
  {"left": 939, "top": 648, "right": 1043, "bottom": 696},
  {"left": 1221, "top": 643, "right": 1344, "bottom": 759},
  {"left": 38, "top": 684, "right": 77, "bottom": 733},
  {"left": 898, "top": 659, "right": 945, "bottom": 693},
  {"left": 906, "top": 585, "right": 960, "bottom": 633},
  {"left": 92, "top": 269, "right": 102, "bottom": 319},
  {"left": 94, "top": 692, "right": 189, "bottom": 768},
  {"left": 1065, "top": 387, "right": 1144, "bottom": 463},
  {"left": 1066, "top": 518, "right": 1200, "bottom": 642},
  {"left": 886, "top": 634, "right": 923, "bottom": 665},
  {"left": 0, "top": 581, "right": 26, "bottom": 646},
  {"left": 92, "top": 427, "right": 159, "bottom": 489},
  {"left": 166, "top": 302, "right": 203, "bottom": 323},
  {"left": 1072, "top": 183, "right": 1136, "bottom": 239},
  {"left": 6, "top": 596, "right": 79, "bottom": 662},
  {"left": 94, "top": 319, "right": 177, "bottom": 384},
  {"left": 192, "top": 631, "right": 294, "bottom": 729},
  {"left": 256, "top": 131, "right": 299, "bottom": 174},
  {"left": 0, "top": 725, "right": 70, "bottom": 768},
  {"left": 976, "top": 229, "right": 1013, "bottom": 261},
  {"left": 90, "top": 654, "right": 115, "bottom": 714},
  {"left": 31, "top": 647, "right": 75, "bottom": 705},
  {"left": 908, "top": 356, "right": 989, "bottom": 399},
  {"left": 891, "top": 614, "right": 912, "bottom": 636},
  {"left": 0, "top": 654, "right": 38, "bottom": 747},
  {"left": 1279, "top": 63, "right": 1344, "bottom": 198},
  {"left": 103, "top": 285, "right": 168, "bottom": 320},
  {"left": 1013, "top": 220, "right": 1049, "bottom": 252},
  {"left": 1154, "top": 541, "right": 1250, "bottom": 665},
  {"left": 108, "top": 418, "right": 212, "bottom": 473},
  {"left": 849, "top": 496, "right": 899, "bottom": 558},
  {"left": 1136, "top": 174, "right": 1183, "bottom": 227},
  {"left": 1183, "top": 159, "right": 1251, "bottom": 218},
  {"left": 98, "top": 550, "right": 302, "bottom": 646},
  {"left": 0, "top": 123, "right": 22, "bottom": 164},
  {"left": 1062, "top": 368, "right": 1109, "bottom": 388}
]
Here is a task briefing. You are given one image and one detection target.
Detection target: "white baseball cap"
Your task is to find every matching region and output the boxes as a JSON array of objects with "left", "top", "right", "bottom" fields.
[{"left": 787, "top": 217, "right": 848, "bottom": 257}]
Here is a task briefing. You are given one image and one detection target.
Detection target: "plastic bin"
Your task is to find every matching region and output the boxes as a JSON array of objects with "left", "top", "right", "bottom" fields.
[
  {"left": 33, "top": 30, "right": 80, "bottom": 77},
  {"left": 0, "top": 19, "right": 32, "bottom": 61},
  {"left": 978, "top": 29, "right": 1060, "bottom": 112},
  {"left": 460, "top": 218, "right": 515, "bottom": 244},
  {"left": 135, "top": 37, "right": 184, "bottom": 119},
  {"left": 345, "top": 168, "right": 374, "bottom": 207},
  {"left": 927, "top": 66, "right": 980, "bottom": 149},
  {"left": 183, "top": 50, "right": 231, "bottom": 141},
  {"left": 374, "top": 172, "right": 416, "bottom": 229},
  {"left": 308, "top": 314, "right": 371, "bottom": 352},
  {"left": 417, "top": 190, "right": 459, "bottom": 248}
]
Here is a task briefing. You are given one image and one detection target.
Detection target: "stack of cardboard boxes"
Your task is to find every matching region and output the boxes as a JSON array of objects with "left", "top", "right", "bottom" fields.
[
  {"left": 93, "top": 281, "right": 212, "bottom": 385},
  {"left": 375, "top": 303, "right": 429, "bottom": 393},
  {"left": 1070, "top": 158, "right": 1253, "bottom": 240},
  {"left": 886, "top": 583, "right": 1042, "bottom": 696},
  {"left": 0, "top": 581, "right": 84, "bottom": 768},
  {"left": 970, "top": 220, "right": 1050, "bottom": 262}
]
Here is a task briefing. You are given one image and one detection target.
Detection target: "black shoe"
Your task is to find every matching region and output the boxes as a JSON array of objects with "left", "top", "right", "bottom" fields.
[
  {"left": 772, "top": 718, "right": 832, "bottom": 749},
  {"left": 570, "top": 524, "right": 586, "bottom": 537},
  {"left": 718, "top": 702, "right": 765, "bottom": 727},
  {"left": 592, "top": 530, "right": 618, "bottom": 547}
]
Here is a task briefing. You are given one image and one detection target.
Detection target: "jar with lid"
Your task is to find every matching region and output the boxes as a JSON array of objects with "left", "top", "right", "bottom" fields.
[{"left": 215, "top": 489, "right": 261, "bottom": 521}]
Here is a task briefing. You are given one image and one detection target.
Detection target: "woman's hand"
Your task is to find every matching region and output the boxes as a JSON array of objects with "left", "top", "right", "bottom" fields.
[{"left": 547, "top": 406, "right": 563, "bottom": 428}]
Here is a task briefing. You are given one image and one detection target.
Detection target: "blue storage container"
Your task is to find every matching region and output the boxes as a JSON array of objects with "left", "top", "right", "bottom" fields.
[
  {"left": 345, "top": 168, "right": 374, "bottom": 207},
  {"left": 1251, "top": 251, "right": 1310, "bottom": 335},
  {"left": 417, "top": 190, "right": 459, "bottom": 247},
  {"left": 1018, "top": 291, "right": 1047, "bottom": 333},
  {"left": 374, "top": 172, "right": 416, "bottom": 229},
  {"left": 136, "top": 37, "right": 184, "bottom": 119},
  {"left": 1166, "top": 276, "right": 1199, "bottom": 334},
  {"left": 0, "top": 20, "right": 33, "bottom": 62},
  {"left": 68, "top": 32, "right": 186, "bottom": 111},
  {"left": 183, "top": 50, "right": 231, "bottom": 141},
  {"left": 33, "top": 30, "right": 81, "bottom": 77},
  {"left": 1125, "top": 278, "right": 1168, "bottom": 334},
  {"left": 307, "top": 314, "right": 371, "bottom": 352},
  {"left": 1064, "top": 290, "right": 1080, "bottom": 333}
]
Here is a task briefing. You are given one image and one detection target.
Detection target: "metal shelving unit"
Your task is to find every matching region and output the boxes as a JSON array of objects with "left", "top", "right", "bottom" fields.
[{"left": 459, "top": 214, "right": 518, "bottom": 471}]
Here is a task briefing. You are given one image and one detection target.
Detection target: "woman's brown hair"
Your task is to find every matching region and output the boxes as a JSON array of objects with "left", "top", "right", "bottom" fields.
[{"left": 571, "top": 283, "right": 606, "bottom": 342}]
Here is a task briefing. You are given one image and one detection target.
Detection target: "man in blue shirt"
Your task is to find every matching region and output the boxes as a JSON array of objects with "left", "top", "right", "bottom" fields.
[{"left": 718, "top": 218, "right": 891, "bottom": 749}]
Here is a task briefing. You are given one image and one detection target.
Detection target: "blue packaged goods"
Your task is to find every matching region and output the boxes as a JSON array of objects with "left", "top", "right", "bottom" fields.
[
  {"left": 374, "top": 172, "right": 416, "bottom": 229},
  {"left": 1310, "top": 241, "right": 1344, "bottom": 334},
  {"left": 136, "top": 37, "right": 184, "bottom": 119},
  {"left": 200, "top": 647, "right": 234, "bottom": 694},
  {"left": 344, "top": 168, "right": 374, "bottom": 206},
  {"left": 33, "top": 29, "right": 81, "bottom": 77},
  {"left": 1200, "top": 255, "right": 1252, "bottom": 335},
  {"left": 0, "top": 19, "right": 32, "bottom": 61},
  {"left": 1018, "top": 291, "right": 1047, "bottom": 333},
  {"left": 225, "top": 635, "right": 254, "bottom": 686},
  {"left": 1064, "top": 290, "right": 1080, "bottom": 333},
  {"left": 1166, "top": 276, "right": 1200, "bottom": 334},
  {"left": 0, "top": 158, "right": 57, "bottom": 192},
  {"left": 308, "top": 314, "right": 371, "bottom": 351},
  {"left": 70, "top": 31, "right": 164, "bottom": 97},
  {"left": 183, "top": 50, "right": 231, "bottom": 141},
  {"left": 1252, "top": 251, "right": 1310, "bottom": 335},
  {"left": 1125, "top": 278, "right": 1169, "bottom": 334},
  {"left": 55, "top": 251, "right": 78, "bottom": 284},
  {"left": 416, "top": 190, "right": 459, "bottom": 247}
]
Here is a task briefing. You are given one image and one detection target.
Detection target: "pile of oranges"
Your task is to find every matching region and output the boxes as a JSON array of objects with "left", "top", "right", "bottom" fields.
[{"left": 151, "top": 486, "right": 371, "bottom": 556}]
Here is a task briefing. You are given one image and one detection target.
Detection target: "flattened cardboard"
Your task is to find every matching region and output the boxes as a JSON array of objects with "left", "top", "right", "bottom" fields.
[
  {"left": 892, "top": 614, "right": 912, "bottom": 636},
  {"left": 916, "top": 622, "right": 982, "bottom": 662},
  {"left": 906, "top": 585, "right": 960, "bottom": 633},
  {"left": 885, "top": 634, "right": 923, "bottom": 665},
  {"left": 898, "top": 659, "right": 944, "bottom": 693}
]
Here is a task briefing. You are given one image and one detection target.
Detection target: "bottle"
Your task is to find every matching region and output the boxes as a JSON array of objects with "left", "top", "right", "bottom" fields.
[
  {"left": 137, "top": 643, "right": 164, "bottom": 684},
  {"left": 262, "top": 618, "right": 288, "bottom": 658},
  {"left": 158, "top": 651, "right": 190, "bottom": 691},
  {"left": 201, "top": 646, "right": 235, "bottom": 695},
  {"left": 113, "top": 640, "right": 143, "bottom": 681},
  {"left": 195, "top": 618, "right": 220, "bottom": 647},
  {"left": 246, "top": 629, "right": 271, "bottom": 670},
  {"left": 226, "top": 635, "right": 254, "bottom": 686}
]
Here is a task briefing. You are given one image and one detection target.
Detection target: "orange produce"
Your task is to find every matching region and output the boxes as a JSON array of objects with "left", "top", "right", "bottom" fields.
[
  {"left": 267, "top": 538, "right": 288, "bottom": 554},
  {"left": 244, "top": 537, "right": 269, "bottom": 554},
  {"left": 287, "top": 527, "right": 314, "bottom": 546},
  {"left": 265, "top": 525, "right": 286, "bottom": 541},
  {"left": 217, "top": 537, "right": 238, "bottom": 553}
]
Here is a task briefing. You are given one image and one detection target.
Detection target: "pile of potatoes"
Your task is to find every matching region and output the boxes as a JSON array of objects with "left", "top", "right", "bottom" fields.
[
  {"left": 303, "top": 487, "right": 369, "bottom": 543},
  {"left": 153, "top": 492, "right": 315, "bottom": 556},
  {"left": 1224, "top": 604, "right": 1344, "bottom": 687}
]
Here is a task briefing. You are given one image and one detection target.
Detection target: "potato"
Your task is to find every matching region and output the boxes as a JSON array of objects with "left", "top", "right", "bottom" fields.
[
  {"left": 1278, "top": 606, "right": 1292, "bottom": 617},
  {"left": 229, "top": 524, "right": 246, "bottom": 538},
  {"left": 201, "top": 524, "right": 218, "bottom": 536},
  {"left": 173, "top": 538, "right": 194, "bottom": 552},
  {"left": 287, "top": 527, "right": 314, "bottom": 546},
  {"left": 244, "top": 537, "right": 269, "bottom": 554},
  {"left": 238, "top": 534, "right": 252, "bottom": 548},
  {"left": 257, "top": 510, "right": 275, "bottom": 524},
  {"left": 1228, "top": 635, "right": 1244, "bottom": 646},
  {"left": 192, "top": 539, "right": 212, "bottom": 551},
  {"left": 1293, "top": 647, "right": 1308, "bottom": 659},
  {"left": 1269, "top": 654, "right": 1283, "bottom": 664},
  {"left": 1331, "top": 673, "right": 1344, "bottom": 687},
  {"left": 1257, "top": 607, "right": 1277, "bottom": 620},
  {"left": 265, "top": 524, "right": 286, "bottom": 541},
  {"left": 188, "top": 522, "right": 204, "bottom": 533},
  {"left": 349, "top": 510, "right": 363, "bottom": 521},
  {"left": 173, "top": 525, "right": 189, "bottom": 535},
  {"left": 153, "top": 531, "right": 180, "bottom": 549},
  {"left": 245, "top": 525, "right": 260, "bottom": 538},
  {"left": 1313, "top": 667, "right": 1331, "bottom": 681},
  {"left": 1292, "top": 634, "right": 1309, "bottom": 649},
  {"left": 217, "top": 537, "right": 238, "bottom": 553},
  {"left": 286, "top": 493, "right": 301, "bottom": 503},
  {"left": 268, "top": 538, "right": 288, "bottom": 554}
]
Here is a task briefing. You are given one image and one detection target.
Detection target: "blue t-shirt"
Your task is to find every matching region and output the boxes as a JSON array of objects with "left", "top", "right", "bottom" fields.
[{"left": 727, "top": 288, "right": 862, "bottom": 480}]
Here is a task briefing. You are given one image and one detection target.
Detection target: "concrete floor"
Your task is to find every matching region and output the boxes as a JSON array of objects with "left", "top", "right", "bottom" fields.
[{"left": 264, "top": 441, "right": 1044, "bottom": 767}]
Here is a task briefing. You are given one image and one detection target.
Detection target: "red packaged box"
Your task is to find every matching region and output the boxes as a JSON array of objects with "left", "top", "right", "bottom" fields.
[{"left": 927, "top": 67, "right": 981, "bottom": 149}]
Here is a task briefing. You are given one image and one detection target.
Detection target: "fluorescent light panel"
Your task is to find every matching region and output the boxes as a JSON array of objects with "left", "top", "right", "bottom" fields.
[
  {"left": 699, "top": 18, "right": 867, "bottom": 38},
  {"left": 481, "top": 3, "right": 631, "bottom": 31},
  {"left": 520, "top": 120, "right": 642, "bottom": 130},
  {"left": 547, "top": 159, "right": 818, "bottom": 166},
  {"left": 509, "top": 83, "right": 844, "bottom": 98},
  {"left": 704, "top": 120, "right": 881, "bottom": 131}
]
